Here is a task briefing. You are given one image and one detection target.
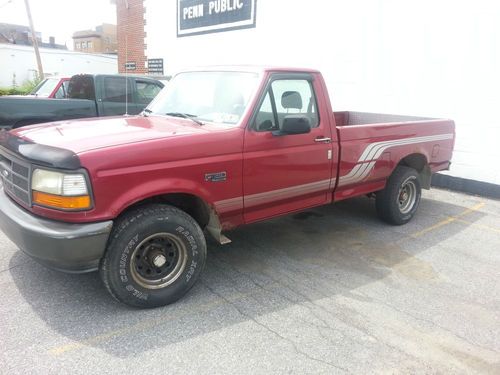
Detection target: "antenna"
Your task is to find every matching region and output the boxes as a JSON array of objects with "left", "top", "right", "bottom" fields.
[
  {"left": 125, "top": 32, "right": 128, "bottom": 115},
  {"left": 124, "top": 0, "right": 130, "bottom": 115}
]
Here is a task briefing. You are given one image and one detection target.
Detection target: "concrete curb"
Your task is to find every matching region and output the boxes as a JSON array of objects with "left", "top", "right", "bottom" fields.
[{"left": 432, "top": 173, "right": 500, "bottom": 200}]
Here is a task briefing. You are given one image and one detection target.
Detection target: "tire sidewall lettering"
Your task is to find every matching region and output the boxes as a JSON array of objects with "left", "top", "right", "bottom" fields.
[
  {"left": 119, "top": 234, "right": 139, "bottom": 283},
  {"left": 102, "top": 205, "right": 207, "bottom": 308}
]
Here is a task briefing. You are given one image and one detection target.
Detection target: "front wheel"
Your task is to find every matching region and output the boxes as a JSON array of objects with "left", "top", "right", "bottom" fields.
[
  {"left": 376, "top": 166, "right": 422, "bottom": 225},
  {"left": 99, "top": 204, "right": 207, "bottom": 308}
]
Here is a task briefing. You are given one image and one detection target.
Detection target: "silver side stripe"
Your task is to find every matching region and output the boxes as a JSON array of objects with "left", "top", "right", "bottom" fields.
[
  {"left": 339, "top": 133, "right": 454, "bottom": 186},
  {"left": 214, "top": 133, "right": 453, "bottom": 210},
  {"left": 358, "top": 133, "right": 454, "bottom": 162},
  {"left": 215, "top": 178, "right": 334, "bottom": 212},
  {"left": 214, "top": 197, "right": 244, "bottom": 212},
  {"left": 245, "top": 179, "right": 332, "bottom": 206},
  {"left": 339, "top": 161, "right": 377, "bottom": 185}
]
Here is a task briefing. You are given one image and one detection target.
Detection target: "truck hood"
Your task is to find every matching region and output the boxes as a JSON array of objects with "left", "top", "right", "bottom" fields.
[{"left": 10, "top": 115, "right": 211, "bottom": 154}]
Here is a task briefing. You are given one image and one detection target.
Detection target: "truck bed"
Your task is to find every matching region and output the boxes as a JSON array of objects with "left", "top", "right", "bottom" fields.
[
  {"left": 334, "top": 111, "right": 435, "bottom": 126},
  {"left": 334, "top": 112, "right": 455, "bottom": 200},
  {"left": 0, "top": 96, "right": 97, "bottom": 129}
]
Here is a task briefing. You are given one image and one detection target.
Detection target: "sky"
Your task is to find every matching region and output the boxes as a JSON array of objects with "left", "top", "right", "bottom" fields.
[{"left": 0, "top": 0, "right": 116, "bottom": 48}]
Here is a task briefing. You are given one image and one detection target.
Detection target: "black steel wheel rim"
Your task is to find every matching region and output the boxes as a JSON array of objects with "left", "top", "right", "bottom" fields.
[{"left": 130, "top": 233, "right": 188, "bottom": 289}]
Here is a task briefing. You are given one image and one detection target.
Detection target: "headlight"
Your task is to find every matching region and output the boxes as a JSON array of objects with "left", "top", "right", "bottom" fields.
[{"left": 32, "top": 169, "right": 91, "bottom": 210}]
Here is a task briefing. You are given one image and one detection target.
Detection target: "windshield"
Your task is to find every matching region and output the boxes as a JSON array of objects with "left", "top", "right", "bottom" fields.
[
  {"left": 30, "top": 78, "right": 60, "bottom": 97},
  {"left": 146, "top": 71, "right": 259, "bottom": 126}
]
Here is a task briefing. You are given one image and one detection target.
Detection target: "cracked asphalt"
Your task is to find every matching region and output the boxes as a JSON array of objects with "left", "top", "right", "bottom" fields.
[{"left": 1, "top": 188, "right": 499, "bottom": 374}]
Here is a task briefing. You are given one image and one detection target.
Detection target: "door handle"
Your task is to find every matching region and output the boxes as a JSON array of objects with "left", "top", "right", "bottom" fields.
[{"left": 315, "top": 137, "right": 331, "bottom": 143}]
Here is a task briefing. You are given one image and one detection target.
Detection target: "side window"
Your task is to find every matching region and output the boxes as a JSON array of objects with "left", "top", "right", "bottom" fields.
[
  {"left": 271, "top": 79, "right": 319, "bottom": 128},
  {"left": 67, "top": 76, "right": 95, "bottom": 100},
  {"left": 103, "top": 77, "right": 132, "bottom": 102},
  {"left": 54, "top": 81, "right": 68, "bottom": 99},
  {"left": 254, "top": 91, "right": 276, "bottom": 131},
  {"left": 135, "top": 81, "right": 162, "bottom": 104},
  {"left": 254, "top": 78, "right": 319, "bottom": 131},
  {"left": 62, "top": 80, "right": 69, "bottom": 95}
]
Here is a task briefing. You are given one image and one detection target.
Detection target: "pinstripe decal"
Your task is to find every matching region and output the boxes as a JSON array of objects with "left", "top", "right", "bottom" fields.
[
  {"left": 245, "top": 179, "right": 332, "bottom": 207},
  {"left": 214, "top": 133, "right": 453, "bottom": 211},
  {"left": 339, "top": 133, "right": 454, "bottom": 186},
  {"left": 214, "top": 197, "right": 244, "bottom": 212},
  {"left": 214, "top": 178, "right": 334, "bottom": 212},
  {"left": 339, "top": 161, "right": 377, "bottom": 185}
]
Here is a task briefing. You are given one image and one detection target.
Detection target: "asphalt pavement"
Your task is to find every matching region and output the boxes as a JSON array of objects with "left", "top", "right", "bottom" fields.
[{"left": 0, "top": 188, "right": 499, "bottom": 374}]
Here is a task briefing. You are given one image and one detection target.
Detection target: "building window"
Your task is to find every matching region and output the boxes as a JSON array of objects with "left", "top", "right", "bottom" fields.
[
  {"left": 87, "top": 41, "right": 93, "bottom": 49},
  {"left": 75, "top": 42, "right": 80, "bottom": 49}
]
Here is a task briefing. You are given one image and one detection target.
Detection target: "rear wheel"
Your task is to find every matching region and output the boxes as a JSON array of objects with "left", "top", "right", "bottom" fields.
[
  {"left": 99, "top": 204, "right": 206, "bottom": 308},
  {"left": 376, "top": 166, "right": 422, "bottom": 225}
]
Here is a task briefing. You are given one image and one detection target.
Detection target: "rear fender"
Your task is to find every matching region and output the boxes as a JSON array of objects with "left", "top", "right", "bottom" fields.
[{"left": 395, "top": 152, "right": 431, "bottom": 189}]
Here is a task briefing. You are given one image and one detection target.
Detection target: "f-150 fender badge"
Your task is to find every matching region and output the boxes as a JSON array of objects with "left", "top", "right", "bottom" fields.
[{"left": 205, "top": 171, "right": 227, "bottom": 182}]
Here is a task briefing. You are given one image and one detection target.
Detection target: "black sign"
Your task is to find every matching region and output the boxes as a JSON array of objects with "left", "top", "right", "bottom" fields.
[
  {"left": 148, "top": 58, "right": 164, "bottom": 75},
  {"left": 125, "top": 61, "right": 136, "bottom": 71},
  {"left": 177, "top": 0, "right": 257, "bottom": 37}
]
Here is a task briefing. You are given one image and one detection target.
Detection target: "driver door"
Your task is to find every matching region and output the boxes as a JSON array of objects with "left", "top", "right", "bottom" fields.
[{"left": 242, "top": 73, "right": 336, "bottom": 223}]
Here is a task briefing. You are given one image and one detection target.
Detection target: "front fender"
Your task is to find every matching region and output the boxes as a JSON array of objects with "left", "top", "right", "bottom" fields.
[{"left": 106, "top": 177, "right": 217, "bottom": 218}]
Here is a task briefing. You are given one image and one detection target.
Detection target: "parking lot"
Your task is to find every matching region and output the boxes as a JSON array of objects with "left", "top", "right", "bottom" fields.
[{"left": 0, "top": 188, "right": 499, "bottom": 374}]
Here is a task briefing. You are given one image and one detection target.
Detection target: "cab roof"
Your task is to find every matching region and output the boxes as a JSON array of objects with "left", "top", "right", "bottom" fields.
[{"left": 176, "top": 65, "right": 321, "bottom": 75}]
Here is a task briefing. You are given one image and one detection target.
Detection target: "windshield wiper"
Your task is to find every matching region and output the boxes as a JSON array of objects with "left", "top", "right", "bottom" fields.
[{"left": 165, "top": 112, "right": 204, "bottom": 126}]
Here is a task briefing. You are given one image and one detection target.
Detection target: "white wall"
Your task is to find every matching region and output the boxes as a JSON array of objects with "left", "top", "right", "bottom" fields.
[
  {"left": 0, "top": 44, "right": 117, "bottom": 86},
  {"left": 145, "top": 0, "right": 500, "bottom": 185}
]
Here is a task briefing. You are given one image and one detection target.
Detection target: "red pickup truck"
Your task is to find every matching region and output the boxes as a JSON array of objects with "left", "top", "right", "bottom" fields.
[
  {"left": 0, "top": 67, "right": 455, "bottom": 308},
  {"left": 28, "top": 77, "right": 70, "bottom": 98}
]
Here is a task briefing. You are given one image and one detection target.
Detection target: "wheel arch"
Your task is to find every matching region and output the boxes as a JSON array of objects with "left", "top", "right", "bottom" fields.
[
  {"left": 396, "top": 153, "right": 432, "bottom": 189},
  {"left": 117, "top": 190, "right": 228, "bottom": 244},
  {"left": 120, "top": 192, "right": 212, "bottom": 229}
]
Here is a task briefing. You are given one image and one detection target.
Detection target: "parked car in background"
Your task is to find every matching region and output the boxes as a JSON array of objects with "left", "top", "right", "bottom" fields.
[
  {"left": 28, "top": 77, "right": 70, "bottom": 99},
  {"left": 0, "top": 74, "right": 164, "bottom": 129}
]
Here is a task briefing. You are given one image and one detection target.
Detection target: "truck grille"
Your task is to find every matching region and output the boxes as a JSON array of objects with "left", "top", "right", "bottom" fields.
[{"left": 0, "top": 149, "right": 31, "bottom": 206}]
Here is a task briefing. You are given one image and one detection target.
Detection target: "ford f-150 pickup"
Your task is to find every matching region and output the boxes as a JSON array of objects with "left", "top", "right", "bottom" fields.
[
  {"left": 0, "top": 67, "right": 455, "bottom": 308},
  {"left": 0, "top": 74, "right": 164, "bottom": 129}
]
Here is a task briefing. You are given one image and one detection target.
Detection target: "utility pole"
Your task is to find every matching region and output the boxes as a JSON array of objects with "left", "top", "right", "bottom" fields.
[{"left": 23, "top": 0, "right": 44, "bottom": 80}]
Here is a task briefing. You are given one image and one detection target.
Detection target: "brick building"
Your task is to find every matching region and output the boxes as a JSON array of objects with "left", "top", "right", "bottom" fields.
[
  {"left": 73, "top": 24, "right": 117, "bottom": 54},
  {"left": 114, "top": 0, "right": 147, "bottom": 74}
]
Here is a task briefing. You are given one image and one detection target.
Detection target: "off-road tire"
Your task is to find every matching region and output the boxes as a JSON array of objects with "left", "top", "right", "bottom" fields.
[
  {"left": 99, "top": 204, "right": 206, "bottom": 308},
  {"left": 376, "top": 166, "right": 422, "bottom": 225}
]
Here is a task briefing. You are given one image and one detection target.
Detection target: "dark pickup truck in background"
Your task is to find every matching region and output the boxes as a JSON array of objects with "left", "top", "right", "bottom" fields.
[{"left": 0, "top": 74, "right": 164, "bottom": 129}]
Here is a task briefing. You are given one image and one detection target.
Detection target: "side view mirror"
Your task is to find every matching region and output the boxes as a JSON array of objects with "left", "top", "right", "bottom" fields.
[{"left": 272, "top": 115, "right": 311, "bottom": 136}]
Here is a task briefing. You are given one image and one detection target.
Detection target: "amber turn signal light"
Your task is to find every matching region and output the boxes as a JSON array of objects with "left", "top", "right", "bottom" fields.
[{"left": 33, "top": 191, "right": 91, "bottom": 210}]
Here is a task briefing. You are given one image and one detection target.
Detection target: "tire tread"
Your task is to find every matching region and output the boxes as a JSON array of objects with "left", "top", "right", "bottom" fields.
[
  {"left": 99, "top": 204, "right": 206, "bottom": 308},
  {"left": 376, "top": 166, "right": 421, "bottom": 225}
]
